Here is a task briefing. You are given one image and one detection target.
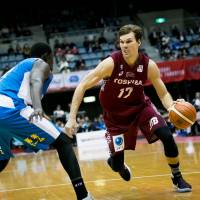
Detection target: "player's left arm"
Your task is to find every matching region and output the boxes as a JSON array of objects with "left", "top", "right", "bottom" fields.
[{"left": 147, "top": 59, "right": 174, "bottom": 110}]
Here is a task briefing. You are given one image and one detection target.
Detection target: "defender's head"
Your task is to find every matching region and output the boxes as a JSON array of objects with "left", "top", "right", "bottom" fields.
[{"left": 30, "top": 42, "right": 53, "bottom": 69}]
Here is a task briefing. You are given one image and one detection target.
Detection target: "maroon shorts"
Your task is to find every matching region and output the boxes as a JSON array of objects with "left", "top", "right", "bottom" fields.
[{"left": 105, "top": 104, "right": 167, "bottom": 155}]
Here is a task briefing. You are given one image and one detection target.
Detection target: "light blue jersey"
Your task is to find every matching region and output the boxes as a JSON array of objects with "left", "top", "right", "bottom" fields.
[
  {"left": 0, "top": 58, "right": 52, "bottom": 107},
  {"left": 0, "top": 58, "right": 61, "bottom": 160}
]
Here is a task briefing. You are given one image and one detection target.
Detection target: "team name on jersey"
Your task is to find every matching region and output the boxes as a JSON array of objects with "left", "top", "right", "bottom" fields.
[{"left": 114, "top": 78, "right": 143, "bottom": 85}]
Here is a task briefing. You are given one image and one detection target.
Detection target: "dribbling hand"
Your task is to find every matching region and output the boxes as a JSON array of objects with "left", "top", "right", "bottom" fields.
[
  {"left": 168, "top": 99, "right": 186, "bottom": 111},
  {"left": 175, "top": 98, "right": 185, "bottom": 103}
]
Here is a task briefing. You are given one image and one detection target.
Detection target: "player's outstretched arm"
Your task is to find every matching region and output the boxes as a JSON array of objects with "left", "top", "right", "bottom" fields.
[
  {"left": 147, "top": 59, "right": 174, "bottom": 111},
  {"left": 65, "top": 57, "right": 114, "bottom": 138}
]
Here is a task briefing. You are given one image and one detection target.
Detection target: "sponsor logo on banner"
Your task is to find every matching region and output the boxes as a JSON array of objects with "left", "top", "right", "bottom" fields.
[
  {"left": 69, "top": 75, "right": 79, "bottom": 82},
  {"left": 149, "top": 117, "right": 158, "bottom": 130},
  {"left": 113, "top": 134, "right": 124, "bottom": 152}
]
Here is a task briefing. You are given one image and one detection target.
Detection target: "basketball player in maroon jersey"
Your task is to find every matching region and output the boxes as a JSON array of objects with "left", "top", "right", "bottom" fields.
[{"left": 66, "top": 24, "right": 191, "bottom": 193}]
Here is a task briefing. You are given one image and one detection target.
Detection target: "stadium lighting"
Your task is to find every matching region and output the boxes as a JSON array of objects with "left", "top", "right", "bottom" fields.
[
  {"left": 83, "top": 96, "right": 96, "bottom": 103},
  {"left": 155, "top": 17, "right": 167, "bottom": 24}
]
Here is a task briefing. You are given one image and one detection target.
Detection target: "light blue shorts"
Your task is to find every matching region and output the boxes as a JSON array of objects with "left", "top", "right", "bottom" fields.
[{"left": 0, "top": 95, "right": 61, "bottom": 160}]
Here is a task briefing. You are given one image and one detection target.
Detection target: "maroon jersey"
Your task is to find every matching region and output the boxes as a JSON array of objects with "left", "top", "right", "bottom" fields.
[{"left": 99, "top": 51, "right": 150, "bottom": 132}]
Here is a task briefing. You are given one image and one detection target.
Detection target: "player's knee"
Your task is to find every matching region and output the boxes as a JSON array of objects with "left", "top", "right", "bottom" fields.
[
  {"left": 0, "top": 159, "right": 10, "bottom": 172},
  {"left": 51, "top": 132, "right": 72, "bottom": 149},
  {"left": 154, "top": 126, "right": 178, "bottom": 157},
  {"left": 154, "top": 126, "right": 173, "bottom": 142}
]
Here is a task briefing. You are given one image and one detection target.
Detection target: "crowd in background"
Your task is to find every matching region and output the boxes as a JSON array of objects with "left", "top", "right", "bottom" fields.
[
  {"left": 149, "top": 24, "right": 200, "bottom": 60},
  {"left": 1, "top": 23, "right": 200, "bottom": 74}
]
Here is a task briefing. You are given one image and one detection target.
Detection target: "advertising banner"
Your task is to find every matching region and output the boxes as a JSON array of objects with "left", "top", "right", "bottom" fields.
[{"left": 48, "top": 58, "right": 200, "bottom": 92}]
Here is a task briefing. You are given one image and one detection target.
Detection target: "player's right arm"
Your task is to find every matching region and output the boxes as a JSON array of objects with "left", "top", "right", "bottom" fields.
[
  {"left": 65, "top": 57, "right": 114, "bottom": 138},
  {"left": 29, "top": 59, "right": 51, "bottom": 122}
]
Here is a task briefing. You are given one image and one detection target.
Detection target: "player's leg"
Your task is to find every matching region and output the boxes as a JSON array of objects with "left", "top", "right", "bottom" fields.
[
  {"left": 154, "top": 127, "right": 191, "bottom": 192},
  {"left": 105, "top": 132, "right": 133, "bottom": 181},
  {"left": 0, "top": 159, "right": 10, "bottom": 172},
  {"left": 51, "top": 132, "right": 92, "bottom": 200},
  {"left": 0, "top": 128, "right": 13, "bottom": 172},
  {"left": 139, "top": 105, "right": 191, "bottom": 192},
  {"left": 9, "top": 106, "right": 93, "bottom": 200}
]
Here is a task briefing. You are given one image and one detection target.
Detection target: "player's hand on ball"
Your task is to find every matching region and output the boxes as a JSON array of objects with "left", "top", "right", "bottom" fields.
[
  {"left": 168, "top": 99, "right": 186, "bottom": 112},
  {"left": 175, "top": 98, "right": 185, "bottom": 103},
  {"left": 64, "top": 119, "right": 79, "bottom": 138}
]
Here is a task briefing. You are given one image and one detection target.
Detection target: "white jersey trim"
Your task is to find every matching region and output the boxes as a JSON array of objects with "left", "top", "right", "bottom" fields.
[
  {"left": 0, "top": 94, "right": 15, "bottom": 108},
  {"left": 17, "top": 72, "right": 32, "bottom": 105}
]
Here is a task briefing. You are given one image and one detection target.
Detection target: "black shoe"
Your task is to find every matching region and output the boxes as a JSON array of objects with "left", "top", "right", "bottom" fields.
[
  {"left": 119, "top": 163, "right": 132, "bottom": 181},
  {"left": 107, "top": 158, "right": 132, "bottom": 181},
  {"left": 171, "top": 174, "right": 192, "bottom": 192}
]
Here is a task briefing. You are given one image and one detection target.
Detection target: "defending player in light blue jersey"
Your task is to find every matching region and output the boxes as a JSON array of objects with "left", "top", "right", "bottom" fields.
[{"left": 0, "top": 43, "right": 94, "bottom": 200}]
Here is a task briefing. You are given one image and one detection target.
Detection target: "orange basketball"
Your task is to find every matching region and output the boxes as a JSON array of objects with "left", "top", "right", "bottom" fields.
[{"left": 169, "top": 101, "right": 197, "bottom": 129}]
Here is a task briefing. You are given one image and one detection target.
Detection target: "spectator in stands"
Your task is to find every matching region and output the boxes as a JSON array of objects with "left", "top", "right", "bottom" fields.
[
  {"left": 7, "top": 45, "right": 15, "bottom": 55},
  {"left": 22, "top": 43, "right": 31, "bottom": 58},
  {"left": 91, "top": 117, "right": 102, "bottom": 131},
  {"left": 69, "top": 42, "right": 79, "bottom": 55},
  {"left": 0, "top": 42, "right": 93, "bottom": 200},
  {"left": 76, "top": 58, "right": 86, "bottom": 71},
  {"left": 192, "top": 92, "right": 200, "bottom": 111},
  {"left": 98, "top": 32, "right": 107, "bottom": 45},
  {"left": 81, "top": 116, "right": 92, "bottom": 132},
  {"left": 66, "top": 24, "right": 192, "bottom": 193},
  {"left": 171, "top": 25, "right": 180, "bottom": 39},
  {"left": 148, "top": 28, "right": 158, "bottom": 46},
  {"left": 98, "top": 114, "right": 106, "bottom": 129},
  {"left": 58, "top": 55, "right": 70, "bottom": 73},
  {"left": 15, "top": 43, "right": 22, "bottom": 55},
  {"left": 1, "top": 26, "right": 10, "bottom": 38},
  {"left": 60, "top": 38, "right": 69, "bottom": 50},
  {"left": 191, "top": 92, "right": 200, "bottom": 136},
  {"left": 83, "top": 36, "right": 90, "bottom": 53},
  {"left": 54, "top": 39, "right": 61, "bottom": 50},
  {"left": 55, "top": 47, "right": 64, "bottom": 64},
  {"left": 53, "top": 104, "right": 66, "bottom": 122},
  {"left": 92, "top": 41, "right": 102, "bottom": 52},
  {"left": 197, "top": 111, "right": 200, "bottom": 127},
  {"left": 113, "top": 33, "right": 120, "bottom": 50}
]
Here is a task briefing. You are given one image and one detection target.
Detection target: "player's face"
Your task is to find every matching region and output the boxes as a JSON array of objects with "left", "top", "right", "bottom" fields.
[{"left": 119, "top": 32, "right": 140, "bottom": 58}]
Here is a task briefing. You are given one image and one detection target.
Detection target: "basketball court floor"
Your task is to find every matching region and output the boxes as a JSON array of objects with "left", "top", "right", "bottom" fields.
[{"left": 0, "top": 136, "right": 200, "bottom": 200}]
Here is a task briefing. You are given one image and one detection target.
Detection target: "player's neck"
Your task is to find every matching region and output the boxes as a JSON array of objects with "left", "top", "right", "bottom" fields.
[{"left": 124, "top": 53, "right": 139, "bottom": 68}]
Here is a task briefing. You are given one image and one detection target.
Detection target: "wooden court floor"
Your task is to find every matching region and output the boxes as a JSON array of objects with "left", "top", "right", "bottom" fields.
[{"left": 0, "top": 137, "right": 200, "bottom": 200}]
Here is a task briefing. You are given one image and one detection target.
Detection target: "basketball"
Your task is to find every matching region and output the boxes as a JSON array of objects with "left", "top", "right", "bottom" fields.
[{"left": 169, "top": 101, "right": 197, "bottom": 129}]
